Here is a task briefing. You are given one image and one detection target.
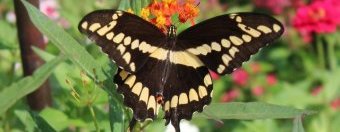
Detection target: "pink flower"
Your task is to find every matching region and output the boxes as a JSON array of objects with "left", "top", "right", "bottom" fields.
[
  {"left": 252, "top": 0, "right": 290, "bottom": 14},
  {"left": 40, "top": 0, "right": 59, "bottom": 20},
  {"left": 232, "top": 69, "right": 249, "bottom": 86},
  {"left": 266, "top": 74, "right": 277, "bottom": 86},
  {"left": 291, "top": 0, "right": 305, "bottom": 8},
  {"left": 209, "top": 70, "right": 220, "bottom": 80},
  {"left": 311, "top": 86, "right": 323, "bottom": 96},
  {"left": 220, "top": 89, "right": 240, "bottom": 102},
  {"left": 58, "top": 18, "right": 71, "bottom": 29},
  {"left": 330, "top": 98, "right": 340, "bottom": 110},
  {"left": 252, "top": 86, "right": 265, "bottom": 96},
  {"left": 293, "top": 0, "right": 340, "bottom": 42},
  {"left": 6, "top": 11, "right": 16, "bottom": 23}
]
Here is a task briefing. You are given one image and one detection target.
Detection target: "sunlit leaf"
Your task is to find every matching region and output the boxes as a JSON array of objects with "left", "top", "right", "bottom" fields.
[
  {"left": 39, "top": 108, "right": 69, "bottom": 131},
  {"left": 14, "top": 110, "right": 37, "bottom": 132},
  {"left": 30, "top": 111, "right": 57, "bottom": 132}
]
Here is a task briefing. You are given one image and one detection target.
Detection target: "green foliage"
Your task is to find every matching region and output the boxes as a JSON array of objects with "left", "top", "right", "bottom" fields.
[
  {"left": 0, "top": 55, "right": 65, "bottom": 114},
  {"left": 14, "top": 110, "right": 36, "bottom": 132},
  {"left": 39, "top": 108, "right": 68, "bottom": 131},
  {"left": 30, "top": 111, "right": 57, "bottom": 132},
  {"left": 22, "top": 0, "right": 103, "bottom": 80},
  {"left": 21, "top": 0, "right": 125, "bottom": 131},
  {"left": 0, "top": 20, "right": 17, "bottom": 50}
]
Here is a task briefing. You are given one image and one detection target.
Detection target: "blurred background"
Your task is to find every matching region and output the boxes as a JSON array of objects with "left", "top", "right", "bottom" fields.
[{"left": 0, "top": 0, "right": 339, "bottom": 132}]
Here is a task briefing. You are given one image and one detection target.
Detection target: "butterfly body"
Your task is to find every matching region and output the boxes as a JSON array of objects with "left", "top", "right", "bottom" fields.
[{"left": 79, "top": 10, "right": 283, "bottom": 132}]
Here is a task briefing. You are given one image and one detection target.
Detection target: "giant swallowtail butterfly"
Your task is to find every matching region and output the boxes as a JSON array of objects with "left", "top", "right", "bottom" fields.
[{"left": 79, "top": 10, "right": 283, "bottom": 132}]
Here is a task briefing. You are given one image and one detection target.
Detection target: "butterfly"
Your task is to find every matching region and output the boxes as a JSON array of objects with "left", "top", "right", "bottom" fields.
[{"left": 78, "top": 10, "right": 283, "bottom": 132}]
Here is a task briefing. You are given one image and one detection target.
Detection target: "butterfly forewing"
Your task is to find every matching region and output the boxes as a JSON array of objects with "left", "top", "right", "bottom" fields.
[
  {"left": 177, "top": 13, "right": 284, "bottom": 75},
  {"left": 78, "top": 10, "right": 165, "bottom": 73}
]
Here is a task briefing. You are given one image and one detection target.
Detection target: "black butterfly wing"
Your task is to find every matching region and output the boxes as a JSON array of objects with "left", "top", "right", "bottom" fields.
[
  {"left": 176, "top": 13, "right": 284, "bottom": 75},
  {"left": 114, "top": 68, "right": 160, "bottom": 121},
  {"left": 114, "top": 55, "right": 170, "bottom": 122},
  {"left": 80, "top": 10, "right": 284, "bottom": 132},
  {"left": 79, "top": 10, "right": 166, "bottom": 73},
  {"left": 162, "top": 61, "right": 213, "bottom": 132},
  {"left": 114, "top": 50, "right": 213, "bottom": 131}
]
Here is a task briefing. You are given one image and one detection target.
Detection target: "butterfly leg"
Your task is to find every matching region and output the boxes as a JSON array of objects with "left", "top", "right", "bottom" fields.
[
  {"left": 128, "top": 118, "right": 137, "bottom": 131},
  {"left": 165, "top": 108, "right": 181, "bottom": 132},
  {"left": 171, "top": 109, "right": 181, "bottom": 132}
]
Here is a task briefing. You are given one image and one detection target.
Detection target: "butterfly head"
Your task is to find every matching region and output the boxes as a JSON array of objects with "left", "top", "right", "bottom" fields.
[{"left": 167, "top": 25, "right": 177, "bottom": 38}]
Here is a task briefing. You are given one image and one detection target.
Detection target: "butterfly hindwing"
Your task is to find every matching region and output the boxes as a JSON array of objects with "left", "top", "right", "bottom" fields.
[
  {"left": 162, "top": 62, "right": 213, "bottom": 132},
  {"left": 114, "top": 68, "right": 159, "bottom": 121},
  {"left": 79, "top": 10, "right": 165, "bottom": 73},
  {"left": 177, "top": 13, "right": 284, "bottom": 75},
  {"left": 114, "top": 50, "right": 213, "bottom": 131}
]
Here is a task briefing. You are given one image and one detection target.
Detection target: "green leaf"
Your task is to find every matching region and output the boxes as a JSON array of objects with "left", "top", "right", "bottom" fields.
[
  {"left": 141, "top": 0, "right": 150, "bottom": 7},
  {"left": 21, "top": 0, "right": 100, "bottom": 79},
  {"left": 293, "top": 116, "right": 305, "bottom": 132},
  {"left": 0, "top": 55, "right": 65, "bottom": 114},
  {"left": 321, "top": 68, "right": 340, "bottom": 102},
  {"left": 331, "top": 113, "right": 340, "bottom": 132},
  {"left": 268, "top": 48, "right": 291, "bottom": 60},
  {"left": 30, "top": 111, "right": 57, "bottom": 132},
  {"left": 109, "top": 95, "right": 126, "bottom": 132},
  {"left": 195, "top": 102, "right": 315, "bottom": 119},
  {"left": 14, "top": 110, "right": 37, "bottom": 132},
  {"left": 32, "top": 46, "right": 56, "bottom": 61},
  {"left": 21, "top": 0, "right": 118, "bottom": 97},
  {"left": 39, "top": 108, "right": 69, "bottom": 131},
  {"left": 132, "top": 0, "right": 142, "bottom": 15},
  {"left": 0, "top": 20, "right": 17, "bottom": 49},
  {"left": 118, "top": 0, "right": 131, "bottom": 10}
]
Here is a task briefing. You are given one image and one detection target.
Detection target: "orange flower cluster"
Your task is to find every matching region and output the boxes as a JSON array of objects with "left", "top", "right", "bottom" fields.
[{"left": 141, "top": 0, "right": 199, "bottom": 32}]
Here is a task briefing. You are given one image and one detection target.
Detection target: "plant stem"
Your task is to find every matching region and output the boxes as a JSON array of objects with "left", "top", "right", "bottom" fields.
[
  {"left": 14, "top": 0, "right": 52, "bottom": 110},
  {"left": 316, "top": 36, "right": 326, "bottom": 70},
  {"left": 88, "top": 105, "right": 100, "bottom": 132},
  {"left": 326, "top": 37, "right": 337, "bottom": 71}
]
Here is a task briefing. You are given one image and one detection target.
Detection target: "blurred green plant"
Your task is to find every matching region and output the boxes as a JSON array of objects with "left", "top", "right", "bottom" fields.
[{"left": 0, "top": 54, "right": 65, "bottom": 114}]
